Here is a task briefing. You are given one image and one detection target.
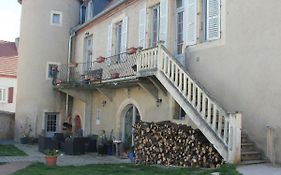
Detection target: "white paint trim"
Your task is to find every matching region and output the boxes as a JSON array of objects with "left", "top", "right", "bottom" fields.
[
  {"left": 46, "top": 61, "right": 61, "bottom": 80},
  {"left": 50, "top": 10, "right": 63, "bottom": 26}
]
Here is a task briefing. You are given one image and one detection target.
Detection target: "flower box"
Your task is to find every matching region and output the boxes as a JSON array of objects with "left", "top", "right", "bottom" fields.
[
  {"left": 68, "top": 63, "right": 78, "bottom": 68},
  {"left": 96, "top": 56, "right": 105, "bottom": 63},
  {"left": 127, "top": 47, "right": 137, "bottom": 55}
]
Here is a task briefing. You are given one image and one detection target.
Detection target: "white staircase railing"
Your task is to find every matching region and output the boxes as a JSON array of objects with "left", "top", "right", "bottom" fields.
[{"left": 136, "top": 44, "right": 242, "bottom": 163}]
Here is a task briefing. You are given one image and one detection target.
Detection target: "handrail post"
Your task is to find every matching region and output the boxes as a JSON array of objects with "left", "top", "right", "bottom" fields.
[
  {"left": 228, "top": 112, "right": 242, "bottom": 163},
  {"left": 157, "top": 40, "right": 165, "bottom": 70}
]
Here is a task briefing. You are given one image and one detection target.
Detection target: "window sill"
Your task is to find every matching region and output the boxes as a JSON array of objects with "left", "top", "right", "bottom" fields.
[{"left": 186, "top": 38, "right": 226, "bottom": 52}]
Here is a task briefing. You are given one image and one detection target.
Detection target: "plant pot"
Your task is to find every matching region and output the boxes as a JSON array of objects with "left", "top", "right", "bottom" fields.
[
  {"left": 20, "top": 137, "right": 29, "bottom": 144},
  {"left": 96, "top": 56, "right": 105, "bottom": 63},
  {"left": 68, "top": 63, "right": 78, "bottom": 68},
  {"left": 45, "top": 156, "right": 57, "bottom": 166},
  {"left": 127, "top": 151, "right": 135, "bottom": 162},
  {"left": 110, "top": 72, "right": 120, "bottom": 79},
  {"left": 127, "top": 47, "right": 137, "bottom": 55}
]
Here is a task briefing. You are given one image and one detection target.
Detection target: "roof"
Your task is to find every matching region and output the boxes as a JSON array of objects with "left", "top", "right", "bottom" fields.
[
  {"left": 73, "top": 0, "right": 128, "bottom": 33},
  {"left": 0, "top": 41, "right": 18, "bottom": 78}
]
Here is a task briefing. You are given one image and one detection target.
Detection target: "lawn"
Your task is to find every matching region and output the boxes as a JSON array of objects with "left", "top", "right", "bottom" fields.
[
  {"left": 13, "top": 163, "right": 241, "bottom": 175},
  {"left": 0, "top": 145, "right": 27, "bottom": 156}
]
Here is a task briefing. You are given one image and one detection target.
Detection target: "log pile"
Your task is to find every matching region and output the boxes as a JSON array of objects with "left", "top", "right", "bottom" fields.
[{"left": 133, "top": 121, "right": 224, "bottom": 168}]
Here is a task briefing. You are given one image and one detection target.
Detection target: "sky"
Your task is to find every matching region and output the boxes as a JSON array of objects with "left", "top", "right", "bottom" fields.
[{"left": 0, "top": 0, "right": 21, "bottom": 42}]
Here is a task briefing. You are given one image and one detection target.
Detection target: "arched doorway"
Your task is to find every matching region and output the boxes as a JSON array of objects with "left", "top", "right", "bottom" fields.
[{"left": 123, "top": 105, "right": 140, "bottom": 148}]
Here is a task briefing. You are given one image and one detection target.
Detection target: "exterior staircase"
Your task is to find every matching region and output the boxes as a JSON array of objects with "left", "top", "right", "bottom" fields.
[
  {"left": 135, "top": 44, "right": 242, "bottom": 163},
  {"left": 240, "top": 132, "right": 266, "bottom": 164}
]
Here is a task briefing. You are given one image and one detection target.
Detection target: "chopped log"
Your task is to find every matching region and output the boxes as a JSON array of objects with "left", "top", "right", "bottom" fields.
[{"left": 133, "top": 121, "right": 224, "bottom": 168}]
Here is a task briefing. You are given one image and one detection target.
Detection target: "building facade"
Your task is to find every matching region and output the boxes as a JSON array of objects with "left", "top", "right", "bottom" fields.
[{"left": 17, "top": 0, "right": 281, "bottom": 164}]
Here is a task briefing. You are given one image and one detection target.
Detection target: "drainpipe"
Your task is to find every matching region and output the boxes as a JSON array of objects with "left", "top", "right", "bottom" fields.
[{"left": 65, "top": 31, "right": 76, "bottom": 118}]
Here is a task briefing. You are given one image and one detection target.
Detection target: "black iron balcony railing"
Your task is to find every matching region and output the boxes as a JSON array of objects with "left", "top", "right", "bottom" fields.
[{"left": 54, "top": 51, "right": 138, "bottom": 86}]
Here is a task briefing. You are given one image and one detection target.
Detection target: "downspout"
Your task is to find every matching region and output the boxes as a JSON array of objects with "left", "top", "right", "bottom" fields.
[{"left": 65, "top": 31, "right": 76, "bottom": 119}]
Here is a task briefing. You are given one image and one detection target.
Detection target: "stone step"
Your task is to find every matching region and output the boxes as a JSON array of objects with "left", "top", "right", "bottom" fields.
[
  {"left": 241, "top": 151, "right": 262, "bottom": 161},
  {"left": 239, "top": 159, "right": 267, "bottom": 165},
  {"left": 241, "top": 142, "right": 256, "bottom": 152}
]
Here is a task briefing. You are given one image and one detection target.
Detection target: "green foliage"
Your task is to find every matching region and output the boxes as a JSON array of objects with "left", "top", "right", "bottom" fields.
[
  {"left": 44, "top": 149, "right": 59, "bottom": 156},
  {"left": 12, "top": 163, "right": 241, "bottom": 175},
  {"left": 0, "top": 145, "right": 27, "bottom": 156}
]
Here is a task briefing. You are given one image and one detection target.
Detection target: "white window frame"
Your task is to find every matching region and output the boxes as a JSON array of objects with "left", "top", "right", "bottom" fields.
[
  {"left": 83, "top": 35, "right": 93, "bottom": 72},
  {"left": 86, "top": 0, "right": 93, "bottom": 21},
  {"left": 150, "top": 4, "right": 160, "bottom": 48},
  {"left": 44, "top": 112, "right": 60, "bottom": 137},
  {"left": 50, "top": 11, "right": 63, "bottom": 26},
  {"left": 96, "top": 109, "right": 101, "bottom": 125},
  {"left": 0, "top": 87, "right": 7, "bottom": 103},
  {"left": 175, "top": 0, "right": 184, "bottom": 56},
  {"left": 46, "top": 62, "right": 61, "bottom": 80}
]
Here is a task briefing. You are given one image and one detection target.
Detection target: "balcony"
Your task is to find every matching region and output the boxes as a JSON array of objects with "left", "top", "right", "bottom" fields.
[{"left": 54, "top": 49, "right": 142, "bottom": 89}]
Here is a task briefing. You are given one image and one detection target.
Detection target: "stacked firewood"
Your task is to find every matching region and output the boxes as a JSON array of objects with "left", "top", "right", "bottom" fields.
[{"left": 133, "top": 121, "right": 224, "bottom": 168}]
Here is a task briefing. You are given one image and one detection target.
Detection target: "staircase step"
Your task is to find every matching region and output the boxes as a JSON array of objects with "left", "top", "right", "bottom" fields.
[
  {"left": 241, "top": 151, "right": 262, "bottom": 161},
  {"left": 239, "top": 160, "right": 267, "bottom": 165},
  {"left": 241, "top": 142, "right": 255, "bottom": 152}
]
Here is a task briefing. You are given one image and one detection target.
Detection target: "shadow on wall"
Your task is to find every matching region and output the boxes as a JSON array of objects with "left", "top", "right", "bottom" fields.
[{"left": 0, "top": 112, "right": 15, "bottom": 140}]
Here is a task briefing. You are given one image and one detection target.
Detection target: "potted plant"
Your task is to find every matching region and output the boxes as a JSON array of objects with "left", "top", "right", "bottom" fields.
[
  {"left": 97, "top": 130, "right": 107, "bottom": 155},
  {"left": 110, "top": 71, "right": 120, "bottom": 78},
  {"left": 127, "top": 47, "right": 137, "bottom": 55},
  {"left": 44, "top": 149, "right": 59, "bottom": 166},
  {"left": 68, "top": 62, "right": 78, "bottom": 68},
  {"left": 96, "top": 56, "right": 105, "bottom": 63}
]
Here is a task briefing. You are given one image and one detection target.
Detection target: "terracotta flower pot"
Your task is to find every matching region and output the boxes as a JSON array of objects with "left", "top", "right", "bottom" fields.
[
  {"left": 68, "top": 63, "right": 78, "bottom": 68},
  {"left": 110, "top": 72, "right": 120, "bottom": 79},
  {"left": 96, "top": 56, "right": 105, "bottom": 63},
  {"left": 127, "top": 47, "right": 137, "bottom": 55},
  {"left": 45, "top": 156, "right": 57, "bottom": 166}
]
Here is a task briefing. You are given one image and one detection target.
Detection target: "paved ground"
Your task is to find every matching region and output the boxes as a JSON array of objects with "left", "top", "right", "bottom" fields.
[
  {"left": 0, "top": 143, "right": 130, "bottom": 166},
  {"left": 0, "top": 162, "right": 32, "bottom": 175},
  {"left": 0, "top": 142, "right": 130, "bottom": 174},
  {"left": 237, "top": 163, "right": 281, "bottom": 175}
]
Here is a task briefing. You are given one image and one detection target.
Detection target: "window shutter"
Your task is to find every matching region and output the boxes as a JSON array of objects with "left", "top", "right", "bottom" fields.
[
  {"left": 186, "top": 0, "right": 197, "bottom": 46},
  {"left": 8, "top": 87, "right": 13, "bottom": 104},
  {"left": 138, "top": 7, "right": 146, "bottom": 48},
  {"left": 121, "top": 16, "right": 128, "bottom": 53},
  {"left": 106, "top": 24, "right": 113, "bottom": 57},
  {"left": 206, "top": 0, "right": 221, "bottom": 41},
  {"left": 159, "top": 0, "right": 168, "bottom": 46}
]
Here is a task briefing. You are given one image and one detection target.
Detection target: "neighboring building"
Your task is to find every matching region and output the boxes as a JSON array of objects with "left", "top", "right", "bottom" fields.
[
  {"left": 17, "top": 0, "right": 281, "bottom": 164},
  {"left": 0, "top": 40, "right": 18, "bottom": 140},
  {"left": 0, "top": 41, "right": 18, "bottom": 113}
]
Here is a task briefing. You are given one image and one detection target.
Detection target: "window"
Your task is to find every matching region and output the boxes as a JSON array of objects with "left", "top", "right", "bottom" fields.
[
  {"left": 115, "top": 21, "right": 122, "bottom": 55},
  {"left": 45, "top": 112, "right": 59, "bottom": 136},
  {"left": 176, "top": 0, "right": 184, "bottom": 55},
  {"left": 0, "top": 88, "right": 7, "bottom": 103},
  {"left": 50, "top": 11, "right": 62, "bottom": 25},
  {"left": 150, "top": 4, "right": 160, "bottom": 47},
  {"left": 96, "top": 109, "right": 101, "bottom": 125},
  {"left": 185, "top": 0, "right": 221, "bottom": 46},
  {"left": 84, "top": 35, "right": 93, "bottom": 72},
  {"left": 80, "top": 5, "right": 86, "bottom": 24},
  {"left": 47, "top": 62, "right": 60, "bottom": 80},
  {"left": 86, "top": 0, "right": 93, "bottom": 21}
]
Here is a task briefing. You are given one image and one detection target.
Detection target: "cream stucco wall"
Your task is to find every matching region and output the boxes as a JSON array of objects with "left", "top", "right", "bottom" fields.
[
  {"left": 71, "top": 85, "right": 176, "bottom": 139},
  {"left": 16, "top": 0, "right": 80, "bottom": 139},
  {"left": 186, "top": 0, "right": 281, "bottom": 163},
  {"left": 0, "top": 77, "right": 17, "bottom": 113}
]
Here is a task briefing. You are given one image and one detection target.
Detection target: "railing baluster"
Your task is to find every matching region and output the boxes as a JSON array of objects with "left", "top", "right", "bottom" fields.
[
  {"left": 183, "top": 75, "right": 187, "bottom": 96},
  {"left": 212, "top": 105, "right": 218, "bottom": 131},
  {"left": 218, "top": 111, "right": 223, "bottom": 137}
]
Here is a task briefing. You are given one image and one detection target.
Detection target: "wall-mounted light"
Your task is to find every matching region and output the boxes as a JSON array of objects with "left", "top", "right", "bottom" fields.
[
  {"left": 85, "top": 32, "right": 90, "bottom": 36},
  {"left": 156, "top": 98, "right": 162, "bottom": 107},
  {"left": 102, "top": 100, "right": 107, "bottom": 107}
]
